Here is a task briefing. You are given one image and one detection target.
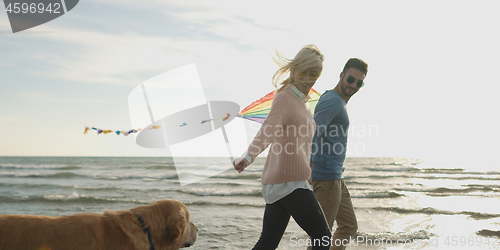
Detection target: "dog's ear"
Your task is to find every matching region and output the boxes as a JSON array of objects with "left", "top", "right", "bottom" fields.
[
  {"left": 133, "top": 200, "right": 189, "bottom": 250},
  {"left": 131, "top": 203, "right": 168, "bottom": 248},
  {"left": 165, "top": 210, "right": 186, "bottom": 242}
]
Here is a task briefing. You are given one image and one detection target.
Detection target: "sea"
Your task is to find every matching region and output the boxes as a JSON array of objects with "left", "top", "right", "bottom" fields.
[{"left": 0, "top": 156, "right": 499, "bottom": 250}]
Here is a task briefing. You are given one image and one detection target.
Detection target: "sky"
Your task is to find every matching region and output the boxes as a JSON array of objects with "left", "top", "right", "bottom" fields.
[{"left": 1, "top": 0, "right": 499, "bottom": 163}]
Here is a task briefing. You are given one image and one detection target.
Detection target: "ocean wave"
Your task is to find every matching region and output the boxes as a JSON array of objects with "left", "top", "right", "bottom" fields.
[
  {"left": 395, "top": 186, "right": 499, "bottom": 195},
  {"left": 464, "top": 184, "right": 500, "bottom": 190},
  {"left": 211, "top": 173, "right": 262, "bottom": 180},
  {"left": 365, "top": 166, "right": 420, "bottom": 172},
  {"left": 372, "top": 207, "right": 500, "bottom": 220},
  {"left": 0, "top": 194, "right": 146, "bottom": 205},
  {"left": 92, "top": 173, "right": 178, "bottom": 180},
  {"left": 69, "top": 185, "right": 122, "bottom": 191},
  {"left": 346, "top": 181, "right": 387, "bottom": 186},
  {"left": 375, "top": 162, "right": 408, "bottom": 166},
  {"left": 185, "top": 182, "right": 249, "bottom": 187},
  {"left": 421, "top": 168, "right": 500, "bottom": 175},
  {"left": 0, "top": 182, "right": 125, "bottom": 193},
  {"left": 348, "top": 181, "right": 422, "bottom": 188},
  {"left": 0, "top": 164, "right": 80, "bottom": 170},
  {"left": 145, "top": 164, "right": 177, "bottom": 170},
  {"left": 477, "top": 229, "right": 500, "bottom": 237},
  {"left": 50, "top": 172, "right": 82, "bottom": 178},
  {"left": 0, "top": 182, "right": 186, "bottom": 195},
  {"left": 184, "top": 201, "right": 265, "bottom": 208},
  {"left": 420, "top": 168, "right": 465, "bottom": 173},
  {"left": 352, "top": 192, "right": 404, "bottom": 199},
  {"left": 176, "top": 188, "right": 262, "bottom": 197},
  {"left": 343, "top": 174, "right": 500, "bottom": 181},
  {"left": 344, "top": 175, "right": 413, "bottom": 180},
  {"left": 417, "top": 175, "right": 500, "bottom": 181},
  {"left": 0, "top": 171, "right": 84, "bottom": 179}
]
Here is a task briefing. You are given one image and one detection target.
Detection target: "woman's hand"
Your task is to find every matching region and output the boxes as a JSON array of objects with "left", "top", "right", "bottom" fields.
[{"left": 233, "top": 157, "right": 249, "bottom": 173}]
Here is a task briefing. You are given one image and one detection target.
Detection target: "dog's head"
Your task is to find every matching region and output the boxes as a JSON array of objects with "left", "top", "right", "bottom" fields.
[{"left": 131, "top": 199, "right": 198, "bottom": 250}]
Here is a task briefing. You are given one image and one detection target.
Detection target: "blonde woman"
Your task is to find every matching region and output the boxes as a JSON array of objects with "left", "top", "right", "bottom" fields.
[{"left": 233, "top": 45, "right": 331, "bottom": 249}]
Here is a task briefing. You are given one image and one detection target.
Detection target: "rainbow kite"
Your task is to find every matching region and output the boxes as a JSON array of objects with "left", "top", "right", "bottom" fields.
[{"left": 237, "top": 88, "right": 321, "bottom": 123}]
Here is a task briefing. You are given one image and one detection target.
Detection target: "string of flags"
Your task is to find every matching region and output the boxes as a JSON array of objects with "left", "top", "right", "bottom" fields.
[
  {"left": 84, "top": 113, "right": 232, "bottom": 135},
  {"left": 84, "top": 126, "right": 144, "bottom": 136}
]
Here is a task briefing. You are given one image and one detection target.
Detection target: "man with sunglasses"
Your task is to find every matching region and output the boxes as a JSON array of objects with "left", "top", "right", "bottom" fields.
[{"left": 309, "top": 58, "right": 368, "bottom": 250}]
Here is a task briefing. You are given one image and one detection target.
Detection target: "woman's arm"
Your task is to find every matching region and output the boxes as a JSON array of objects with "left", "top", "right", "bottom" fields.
[{"left": 233, "top": 92, "right": 286, "bottom": 172}]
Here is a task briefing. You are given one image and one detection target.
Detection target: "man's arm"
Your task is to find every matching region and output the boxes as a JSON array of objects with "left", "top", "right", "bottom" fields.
[{"left": 314, "top": 94, "right": 343, "bottom": 137}]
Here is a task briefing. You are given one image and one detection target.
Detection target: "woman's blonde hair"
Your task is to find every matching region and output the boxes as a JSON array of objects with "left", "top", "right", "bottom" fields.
[{"left": 272, "top": 44, "right": 325, "bottom": 92}]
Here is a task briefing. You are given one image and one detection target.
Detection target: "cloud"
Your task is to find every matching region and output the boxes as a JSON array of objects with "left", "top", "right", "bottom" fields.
[
  {"left": 1, "top": 0, "right": 301, "bottom": 89},
  {"left": 0, "top": 62, "right": 16, "bottom": 67},
  {"left": 15, "top": 91, "right": 105, "bottom": 103},
  {"left": 0, "top": 114, "right": 27, "bottom": 122}
]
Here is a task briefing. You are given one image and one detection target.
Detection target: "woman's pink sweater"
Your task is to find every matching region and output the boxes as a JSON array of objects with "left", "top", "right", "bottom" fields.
[{"left": 247, "top": 89, "right": 316, "bottom": 185}]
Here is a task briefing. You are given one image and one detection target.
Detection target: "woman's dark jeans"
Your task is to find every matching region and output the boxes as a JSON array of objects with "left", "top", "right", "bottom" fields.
[{"left": 253, "top": 188, "right": 332, "bottom": 250}]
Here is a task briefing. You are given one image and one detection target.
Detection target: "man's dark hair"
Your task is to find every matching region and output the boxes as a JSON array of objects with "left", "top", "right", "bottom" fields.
[{"left": 342, "top": 58, "right": 368, "bottom": 75}]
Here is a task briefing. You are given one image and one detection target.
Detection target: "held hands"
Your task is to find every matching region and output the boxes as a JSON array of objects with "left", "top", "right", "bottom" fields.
[{"left": 233, "top": 157, "right": 249, "bottom": 173}]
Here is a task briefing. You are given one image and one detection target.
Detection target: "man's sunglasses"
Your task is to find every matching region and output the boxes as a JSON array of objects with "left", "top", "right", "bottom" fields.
[{"left": 346, "top": 76, "right": 365, "bottom": 88}]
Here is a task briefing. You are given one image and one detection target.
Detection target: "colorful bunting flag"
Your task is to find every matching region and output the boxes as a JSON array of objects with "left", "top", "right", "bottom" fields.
[
  {"left": 201, "top": 119, "right": 212, "bottom": 124},
  {"left": 84, "top": 113, "right": 233, "bottom": 135},
  {"left": 84, "top": 127, "right": 147, "bottom": 136}
]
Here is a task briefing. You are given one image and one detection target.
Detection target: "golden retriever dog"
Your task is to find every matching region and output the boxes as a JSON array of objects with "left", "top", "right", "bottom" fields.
[{"left": 0, "top": 199, "right": 197, "bottom": 250}]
